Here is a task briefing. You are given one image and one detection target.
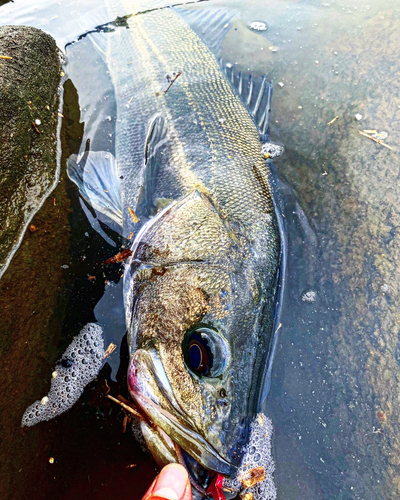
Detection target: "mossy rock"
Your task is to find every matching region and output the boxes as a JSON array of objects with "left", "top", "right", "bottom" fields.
[{"left": 0, "top": 25, "right": 61, "bottom": 278}]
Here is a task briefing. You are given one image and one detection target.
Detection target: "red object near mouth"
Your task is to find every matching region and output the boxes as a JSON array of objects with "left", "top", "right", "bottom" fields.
[{"left": 206, "top": 474, "right": 225, "bottom": 500}]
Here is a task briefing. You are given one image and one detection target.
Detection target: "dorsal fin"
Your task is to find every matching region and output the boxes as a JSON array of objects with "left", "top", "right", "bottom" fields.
[
  {"left": 220, "top": 61, "right": 273, "bottom": 140},
  {"left": 173, "top": 7, "right": 238, "bottom": 55}
]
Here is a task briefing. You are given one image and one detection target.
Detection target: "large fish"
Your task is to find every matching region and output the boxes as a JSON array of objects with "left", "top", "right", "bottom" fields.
[{"left": 24, "top": 1, "right": 286, "bottom": 498}]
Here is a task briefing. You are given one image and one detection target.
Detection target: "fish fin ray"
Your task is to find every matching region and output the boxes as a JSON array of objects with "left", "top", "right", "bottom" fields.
[
  {"left": 137, "top": 114, "right": 169, "bottom": 218},
  {"left": 67, "top": 149, "right": 123, "bottom": 235},
  {"left": 173, "top": 7, "right": 238, "bottom": 55},
  {"left": 220, "top": 63, "right": 273, "bottom": 141}
]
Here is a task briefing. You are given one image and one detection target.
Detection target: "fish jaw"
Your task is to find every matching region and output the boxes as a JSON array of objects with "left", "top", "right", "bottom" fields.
[{"left": 128, "top": 349, "right": 237, "bottom": 477}]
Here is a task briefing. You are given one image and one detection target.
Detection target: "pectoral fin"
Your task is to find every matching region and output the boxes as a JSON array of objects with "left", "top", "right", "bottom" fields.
[{"left": 67, "top": 145, "right": 123, "bottom": 237}]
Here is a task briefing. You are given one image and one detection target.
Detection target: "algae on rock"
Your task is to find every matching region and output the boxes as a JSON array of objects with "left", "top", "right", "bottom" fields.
[{"left": 0, "top": 25, "right": 61, "bottom": 279}]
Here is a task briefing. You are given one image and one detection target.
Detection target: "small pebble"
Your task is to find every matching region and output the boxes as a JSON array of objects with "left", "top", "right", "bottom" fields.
[{"left": 355, "top": 113, "right": 363, "bottom": 121}]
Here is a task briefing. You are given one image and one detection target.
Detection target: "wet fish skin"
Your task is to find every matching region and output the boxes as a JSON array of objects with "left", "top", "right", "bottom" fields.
[{"left": 78, "top": 0, "right": 283, "bottom": 476}]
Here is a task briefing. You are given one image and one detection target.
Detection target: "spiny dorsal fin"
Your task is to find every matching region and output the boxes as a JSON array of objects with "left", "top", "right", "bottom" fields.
[
  {"left": 173, "top": 7, "right": 238, "bottom": 55},
  {"left": 220, "top": 60, "right": 273, "bottom": 141}
]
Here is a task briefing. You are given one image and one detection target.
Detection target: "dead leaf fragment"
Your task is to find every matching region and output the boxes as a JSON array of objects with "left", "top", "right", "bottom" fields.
[
  {"left": 103, "top": 343, "right": 117, "bottom": 359},
  {"left": 238, "top": 466, "right": 266, "bottom": 489},
  {"left": 128, "top": 207, "right": 138, "bottom": 223},
  {"left": 103, "top": 248, "right": 133, "bottom": 264}
]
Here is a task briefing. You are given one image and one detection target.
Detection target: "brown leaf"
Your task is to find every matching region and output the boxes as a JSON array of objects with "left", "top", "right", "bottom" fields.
[{"left": 103, "top": 249, "right": 133, "bottom": 264}]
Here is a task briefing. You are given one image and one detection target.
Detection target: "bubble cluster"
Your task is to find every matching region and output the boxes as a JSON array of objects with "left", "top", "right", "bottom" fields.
[
  {"left": 22, "top": 323, "right": 104, "bottom": 427},
  {"left": 261, "top": 142, "right": 284, "bottom": 159},
  {"left": 301, "top": 290, "right": 317, "bottom": 303},
  {"left": 250, "top": 21, "right": 267, "bottom": 31},
  {"left": 223, "top": 414, "right": 276, "bottom": 500}
]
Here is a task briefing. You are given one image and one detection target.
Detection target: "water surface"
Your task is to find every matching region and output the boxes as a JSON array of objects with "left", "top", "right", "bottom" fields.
[{"left": 1, "top": 1, "right": 400, "bottom": 499}]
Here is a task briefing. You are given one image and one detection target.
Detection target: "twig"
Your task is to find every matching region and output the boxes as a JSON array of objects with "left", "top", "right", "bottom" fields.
[
  {"left": 164, "top": 72, "right": 182, "bottom": 94},
  {"left": 0, "top": 55, "right": 12, "bottom": 60},
  {"left": 103, "top": 342, "right": 117, "bottom": 359},
  {"left": 106, "top": 394, "right": 144, "bottom": 420},
  {"left": 358, "top": 130, "right": 393, "bottom": 150},
  {"left": 327, "top": 116, "right": 339, "bottom": 125},
  {"left": 31, "top": 121, "right": 40, "bottom": 134}
]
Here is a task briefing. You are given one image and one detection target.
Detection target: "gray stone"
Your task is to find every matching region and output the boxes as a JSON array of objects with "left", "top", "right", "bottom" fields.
[{"left": 0, "top": 25, "right": 61, "bottom": 279}]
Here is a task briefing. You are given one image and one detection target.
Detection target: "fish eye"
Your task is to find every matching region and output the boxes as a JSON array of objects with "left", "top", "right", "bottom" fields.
[
  {"left": 184, "top": 328, "right": 229, "bottom": 378},
  {"left": 187, "top": 334, "right": 211, "bottom": 375}
]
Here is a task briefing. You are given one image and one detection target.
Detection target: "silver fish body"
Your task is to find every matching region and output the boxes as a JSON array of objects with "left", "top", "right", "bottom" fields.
[{"left": 68, "top": 0, "right": 285, "bottom": 492}]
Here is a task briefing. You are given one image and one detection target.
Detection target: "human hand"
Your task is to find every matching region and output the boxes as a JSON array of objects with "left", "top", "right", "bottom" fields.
[{"left": 142, "top": 463, "right": 192, "bottom": 500}]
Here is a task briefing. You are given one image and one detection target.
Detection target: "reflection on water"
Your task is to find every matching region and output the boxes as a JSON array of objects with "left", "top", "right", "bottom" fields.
[{"left": 1, "top": 0, "right": 400, "bottom": 499}]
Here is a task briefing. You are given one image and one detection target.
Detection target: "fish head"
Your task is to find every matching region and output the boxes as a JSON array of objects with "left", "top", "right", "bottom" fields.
[{"left": 125, "top": 190, "right": 278, "bottom": 487}]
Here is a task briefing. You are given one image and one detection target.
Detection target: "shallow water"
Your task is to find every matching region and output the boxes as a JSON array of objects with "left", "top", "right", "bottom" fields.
[{"left": 1, "top": 0, "right": 400, "bottom": 499}]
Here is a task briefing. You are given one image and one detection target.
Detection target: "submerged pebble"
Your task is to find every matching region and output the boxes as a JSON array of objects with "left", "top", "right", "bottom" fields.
[{"left": 21, "top": 323, "right": 104, "bottom": 427}]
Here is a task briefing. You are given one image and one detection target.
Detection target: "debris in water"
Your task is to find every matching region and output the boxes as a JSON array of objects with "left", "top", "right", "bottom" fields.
[
  {"left": 377, "top": 410, "right": 387, "bottom": 423},
  {"left": 238, "top": 466, "right": 266, "bottom": 489},
  {"left": 223, "top": 413, "right": 276, "bottom": 500},
  {"left": 103, "top": 248, "right": 133, "bottom": 264},
  {"left": 327, "top": 116, "right": 339, "bottom": 125},
  {"left": 250, "top": 21, "right": 267, "bottom": 31},
  {"left": 163, "top": 71, "right": 182, "bottom": 94},
  {"left": 28, "top": 224, "right": 37, "bottom": 233},
  {"left": 302, "top": 290, "right": 317, "bottom": 303},
  {"left": 31, "top": 121, "right": 40, "bottom": 134},
  {"left": 103, "top": 342, "right": 117, "bottom": 359},
  {"left": 0, "top": 55, "right": 12, "bottom": 60},
  {"left": 128, "top": 207, "right": 138, "bottom": 223},
  {"left": 355, "top": 113, "right": 363, "bottom": 121},
  {"left": 87, "top": 275, "right": 96, "bottom": 281},
  {"left": 268, "top": 46, "right": 278, "bottom": 52},
  {"left": 261, "top": 142, "right": 284, "bottom": 159},
  {"left": 107, "top": 395, "right": 144, "bottom": 420},
  {"left": 372, "top": 130, "right": 388, "bottom": 141},
  {"left": 358, "top": 130, "right": 393, "bottom": 150},
  {"left": 49, "top": 457, "right": 54, "bottom": 464},
  {"left": 277, "top": 82, "right": 284, "bottom": 88},
  {"left": 35, "top": 119, "right": 41, "bottom": 125},
  {"left": 126, "top": 464, "right": 137, "bottom": 469}
]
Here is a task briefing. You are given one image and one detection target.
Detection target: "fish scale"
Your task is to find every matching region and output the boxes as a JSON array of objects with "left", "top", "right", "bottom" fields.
[{"left": 104, "top": 5, "right": 277, "bottom": 269}]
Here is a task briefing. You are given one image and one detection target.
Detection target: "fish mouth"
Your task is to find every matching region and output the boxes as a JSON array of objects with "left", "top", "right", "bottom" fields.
[{"left": 128, "top": 349, "right": 237, "bottom": 493}]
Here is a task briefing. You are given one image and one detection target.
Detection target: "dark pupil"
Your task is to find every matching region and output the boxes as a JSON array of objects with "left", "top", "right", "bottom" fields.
[{"left": 187, "top": 338, "right": 209, "bottom": 375}]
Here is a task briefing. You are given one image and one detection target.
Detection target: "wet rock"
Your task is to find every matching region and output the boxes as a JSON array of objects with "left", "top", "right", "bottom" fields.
[{"left": 0, "top": 25, "right": 61, "bottom": 279}]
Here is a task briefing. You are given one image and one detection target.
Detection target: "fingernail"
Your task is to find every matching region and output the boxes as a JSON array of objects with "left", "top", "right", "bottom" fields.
[{"left": 152, "top": 464, "right": 189, "bottom": 500}]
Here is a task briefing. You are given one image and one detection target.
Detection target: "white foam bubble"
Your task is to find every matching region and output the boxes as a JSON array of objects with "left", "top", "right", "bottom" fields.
[
  {"left": 223, "top": 413, "right": 276, "bottom": 500},
  {"left": 21, "top": 323, "right": 104, "bottom": 427},
  {"left": 261, "top": 142, "right": 284, "bottom": 159}
]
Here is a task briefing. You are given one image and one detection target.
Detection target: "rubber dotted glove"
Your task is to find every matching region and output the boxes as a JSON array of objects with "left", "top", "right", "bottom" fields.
[{"left": 142, "top": 464, "right": 192, "bottom": 500}]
